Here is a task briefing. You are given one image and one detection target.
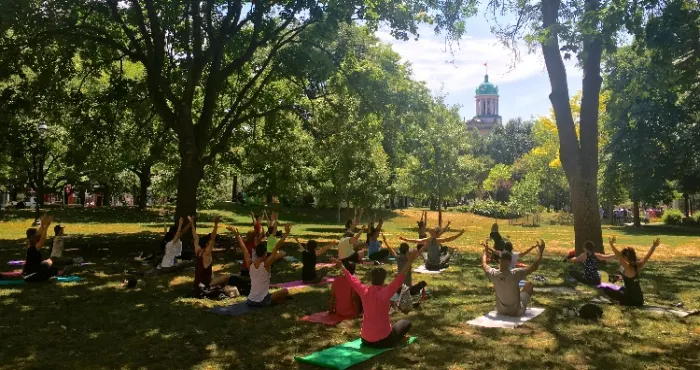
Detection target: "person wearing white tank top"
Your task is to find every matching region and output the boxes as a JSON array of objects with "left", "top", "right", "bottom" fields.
[{"left": 229, "top": 223, "right": 292, "bottom": 306}]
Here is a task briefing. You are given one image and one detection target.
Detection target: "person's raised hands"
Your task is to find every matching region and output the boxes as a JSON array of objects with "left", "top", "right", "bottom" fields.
[
  {"left": 537, "top": 239, "right": 546, "bottom": 254},
  {"left": 652, "top": 238, "right": 661, "bottom": 248},
  {"left": 609, "top": 236, "right": 617, "bottom": 245}
]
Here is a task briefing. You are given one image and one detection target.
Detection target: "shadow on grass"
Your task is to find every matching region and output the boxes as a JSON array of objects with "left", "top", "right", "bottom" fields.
[{"left": 615, "top": 224, "right": 700, "bottom": 237}]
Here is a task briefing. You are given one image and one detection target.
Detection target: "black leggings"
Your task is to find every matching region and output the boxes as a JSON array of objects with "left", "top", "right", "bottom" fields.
[
  {"left": 601, "top": 287, "right": 644, "bottom": 307},
  {"left": 409, "top": 281, "right": 427, "bottom": 295},
  {"left": 341, "top": 252, "right": 360, "bottom": 270},
  {"left": 24, "top": 265, "right": 59, "bottom": 283},
  {"left": 424, "top": 253, "right": 450, "bottom": 271},
  {"left": 362, "top": 319, "right": 412, "bottom": 348},
  {"left": 568, "top": 269, "right": 600, "bottom": 286},
  {"left": 368, "top": 249, "right": 391, "bottom": 261}
]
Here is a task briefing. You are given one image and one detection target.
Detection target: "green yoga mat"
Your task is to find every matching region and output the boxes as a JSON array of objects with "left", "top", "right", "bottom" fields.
[
  {"left": 0, "top": 276, "right": 81, "bottom": 287},
  {"left": 0, "top": 280, "right": 25, "bottom": 286},
  {"left": 294, "top": 337, "right": 416, "bottom": 370}
]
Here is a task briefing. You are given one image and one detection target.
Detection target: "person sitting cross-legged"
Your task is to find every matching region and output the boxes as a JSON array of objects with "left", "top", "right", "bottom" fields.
[
  {"left": 566, "top": 240, "right": 616, "bottom": 286},
  {"left": 481, "top": 239, "right": 545, "bottom": 317},
  {"left": 331, "top": 243, "right": 428, "bottom": 349},
  {"left": 229, "top": 224, "right": 291, "bottom": 307},
  {"left": 398, "top": 227, "right": 465, "bottom": 271}
]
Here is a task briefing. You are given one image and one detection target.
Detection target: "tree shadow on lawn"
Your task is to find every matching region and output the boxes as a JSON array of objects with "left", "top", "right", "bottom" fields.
[
  {"left": 615, "top": 224, "right": 700, "bottom": 237},
  {"left": 212, "top": 203, "right": 402, "bottom": 226},
  {"left": 0, "top": 207, "right": 167, "bottom": 224}
]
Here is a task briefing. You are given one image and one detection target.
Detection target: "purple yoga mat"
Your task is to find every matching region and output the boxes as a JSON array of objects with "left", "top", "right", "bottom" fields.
[
  {"left": 598, "top": 282, "right": 622, "bottom": 291},
  {"left": 271, "top": 277, "right": 335, "bottom": 289},
  {"left": 8, "top": 260, "right": 24, "bottom": 266}
]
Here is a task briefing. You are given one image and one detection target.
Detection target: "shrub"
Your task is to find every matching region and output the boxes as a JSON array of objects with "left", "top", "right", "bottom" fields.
[
  {"left": 662, "top": 209, "right": 684, "bottom": 225},
  {"left": 458, "top": 199, "right": 521, "bottom": 219}
]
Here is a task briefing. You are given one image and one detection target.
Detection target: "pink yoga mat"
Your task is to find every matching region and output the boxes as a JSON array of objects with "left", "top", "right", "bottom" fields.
[
  {"left": 598, "top": 282, "right": 622, "bottom": 291},
  {"left": 1, "top": 270, "right": 22, "bottom": 277},
  {"left": 8, "top": 260, "right": 24, "bottom": 266},
  {"left": 301, "top": 312, "right": 353, "bottom": 326},
  {"left": 271, "top": 277, "right": 335, "bottom": 289}
]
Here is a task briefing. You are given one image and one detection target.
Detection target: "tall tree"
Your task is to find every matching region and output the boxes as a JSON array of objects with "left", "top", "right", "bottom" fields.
[
  {"left": 486, "top": 0, "right": 650, "bottom": 251},
  {"left": 5, "top": 1, "right": 477, "bottom": 224}
]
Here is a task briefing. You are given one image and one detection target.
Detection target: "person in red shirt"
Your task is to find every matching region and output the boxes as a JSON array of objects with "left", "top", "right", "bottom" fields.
[
  {"left": 250, "top": 211, "right": 263, "bottom": 236},
  {"left": 332, "top": 243, "right": 426, "bottom": 349},
  {"left": 328, "top": 262, "right": 361, "bottom": 317},
  {"left": 241, "top": 230, "right": 264, "bottom": 277}
]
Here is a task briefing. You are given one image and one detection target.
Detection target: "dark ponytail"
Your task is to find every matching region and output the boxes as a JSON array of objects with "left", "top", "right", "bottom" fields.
[{"left": 622, "top": 247, "right": 638, "bottom": 271}]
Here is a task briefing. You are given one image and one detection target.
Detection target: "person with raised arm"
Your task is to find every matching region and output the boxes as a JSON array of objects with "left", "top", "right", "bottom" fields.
[
  {"left": 229, "top": 224, "right": 291, "bottom": 306},
  {"left": 295, "top": 237, "right": 336, "bottom": 283},
  {"left": 600, "top": 236, "right": 660, "bottom": 306},
  {"left": 23, "top": 213, "right": 60, "bottom": 283},
  {"left": 565, "top": 240, "right": 616, "bottom": 286},
  {"left": 158, "top": 217, "right": 188, "bottom": 270},
  {"left": 250, "top": 211, "right": 263, "bottom": 237},
  {"left": 190, "top": 215, "right": 233, "bottom": 295},
  {"left": 337, "top": 224, "right": 367, "bottom": 268},
  {"left": 485, "top": 240, "right": 541, "bottom": 270},
  {"left": 481, "top": 239, "right": 545, "bottom": 317},
  {"left": 416, "top": 211, "right": 428, "bottom": 251},
  {"left": 366, "top": 218, "right": 392, "bottom": 263},
  {"left": 398, "top": 227, "right": 466, "bottom": 271},
  {"left": 384, "top": 234, "right": 426, "bottom": 296},
  {"left": 344, "top": 208, "right": 364, "bottom": 237},
  {"left": 331, "top": 243, "right": 428, "bottom": 348}
]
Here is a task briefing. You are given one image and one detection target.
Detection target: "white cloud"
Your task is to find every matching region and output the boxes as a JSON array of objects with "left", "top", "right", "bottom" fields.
[{"left": 375, "top": 29, "right": 583, "bottom": 99}]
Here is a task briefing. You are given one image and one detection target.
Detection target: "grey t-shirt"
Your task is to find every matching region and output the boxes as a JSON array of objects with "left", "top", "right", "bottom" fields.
[
  {"left": 396, "top": 254, "right": 411, "bottom": 287},
  {"left": 485, "top": 266, "right": 527, "bottom": 316},
  {"left": 426, "top": 238, "right": 441, "bottom": 266}
]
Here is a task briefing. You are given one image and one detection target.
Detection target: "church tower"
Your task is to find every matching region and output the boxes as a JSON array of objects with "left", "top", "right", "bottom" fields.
[{"left": 466, "top": 74, "right": 502, "bottom": 136}]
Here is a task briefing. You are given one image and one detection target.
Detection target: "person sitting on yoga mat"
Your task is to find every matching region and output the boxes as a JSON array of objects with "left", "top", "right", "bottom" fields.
[
  {"left": 250, "top": 211, "right": 263, "bottom": 237},
  {"left": 416, "top": 211, "right": 428, "bottom": 251},
  {"left": 344, "top": 208, "right": 364, "bottom": 237},
  {"left": 190, "top": 216, "right": 237, "bottom": 297},
  {"left": 230, "top": 224, "right": 291, "bottom": 306},
  {"left": 481, "top": 239, "right": 545, "bottom": 317},
  {"left": 566, "top": 240, "right": 616, "bottom": 286},
  {"left": 159, "top": 221, "right": 192, "bottom": 258},
  {"left": 296, "top": 238, "right": 336, "bottom": 283},
  {"left": 331, "top": 243, "right": 427, "bottom": 349},
  {"left": 50, "top": 224, "right": 83, "bottom": 266},
  {"left": 393, "top": 240, "right": 427, "bottom": 296},
  {"left": 157, "top": 217, "right": 194, "bottom": 271},
  {"left": 328, "top": 261, "right": 362, "bottom": 317},
  {"left": 23, "top": 214, "right": 60, "bottom": 283},
  {"left": 600, "top": 236, "right": 660, "bottom": 307},
  {"left": 337, "top": 225, "right": 366, "bottom": 269},
  {"left": 264, "top": 218, "right": 287, "bottom": 260},
  {"left": 240, "top": 230, "right": 264, "bottom": 277},
  {"left": 366, "top": 219, "right": 392, "bottom": 263},
  {"left": 486, "top": 240, "right": 539, "bottom": 270},
  {"left": 397, "top": 227, "right": 465, "bottom": 271}
]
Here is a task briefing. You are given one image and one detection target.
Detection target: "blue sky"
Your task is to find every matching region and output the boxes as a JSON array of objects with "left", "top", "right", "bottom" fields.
[{"left": 375, "top": 10, "right": 584, "bottom": 121}]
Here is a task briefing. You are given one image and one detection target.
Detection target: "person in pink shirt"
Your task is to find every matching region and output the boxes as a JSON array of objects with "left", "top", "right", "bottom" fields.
[{"left": 332, "top": 244, "right": 426, "bottom": 349}]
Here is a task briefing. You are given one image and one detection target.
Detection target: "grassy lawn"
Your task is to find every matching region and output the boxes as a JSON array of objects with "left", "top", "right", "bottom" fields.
[{"left": 1, "top": 205, "right": 699, "bottom": 370}]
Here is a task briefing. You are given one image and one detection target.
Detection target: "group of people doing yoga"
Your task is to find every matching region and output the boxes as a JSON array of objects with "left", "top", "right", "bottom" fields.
[{"left": 16, "top": 210, "right": 662, "bottom": 349}]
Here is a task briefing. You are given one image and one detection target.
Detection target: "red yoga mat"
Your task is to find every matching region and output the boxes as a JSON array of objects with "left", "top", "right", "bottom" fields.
[
  {"left": 1, "top": 270, "right": 22, "bottom": 277},
  {"left": 301, "top": 312, "right": 354, "bottom": 326}
]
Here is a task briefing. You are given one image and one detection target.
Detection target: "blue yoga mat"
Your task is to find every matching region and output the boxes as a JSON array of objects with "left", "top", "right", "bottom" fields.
[
  {"left": 208, "top": 302, "right": 264, "bottom": 317},
  {"left": 0, "top": 280, "right": 25, "bottom": 286}
]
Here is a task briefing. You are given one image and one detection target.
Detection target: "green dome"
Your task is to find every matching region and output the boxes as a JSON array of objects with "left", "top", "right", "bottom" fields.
[{"left": 475, "top": 74, "right": 499, "bottom": 95}]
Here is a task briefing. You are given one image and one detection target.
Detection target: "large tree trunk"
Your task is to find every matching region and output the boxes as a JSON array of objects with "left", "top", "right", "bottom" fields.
[
  {"left": 684, "top": 193, "right": 690, "bottom": 217},
  {"left": 231, "top": 174, "right": 238, "bottom": 202},
  {"left": 102, "top": 185, "right": 112, "bottom": 207},
  {"left": 174, "top": 146, "right": 205, "bottom": 237},
  {"left": 632, "top": 200, "right": 641, "bottom": 227},
  {"left": 138, "top": 166, "right": 152, "bottom": 211},
  {"left": 541, "top": 0, "right": 604, "bottom": 253}
]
